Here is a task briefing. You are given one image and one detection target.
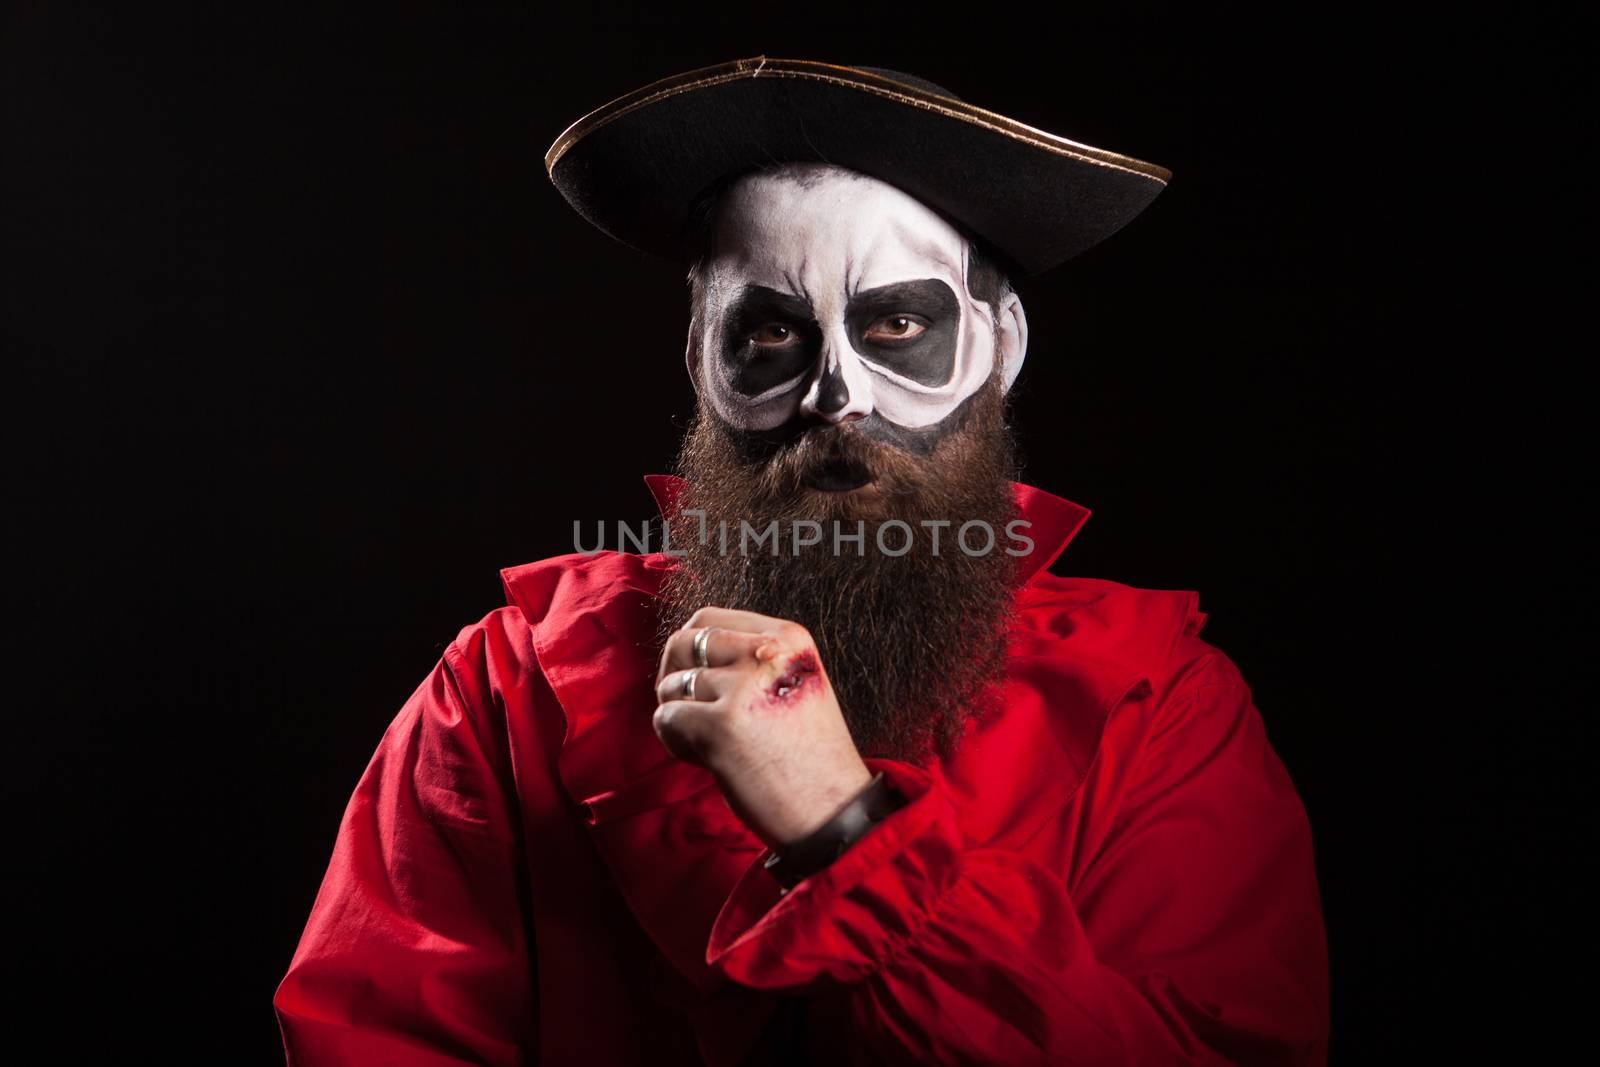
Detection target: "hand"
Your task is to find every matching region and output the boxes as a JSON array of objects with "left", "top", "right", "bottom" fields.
[{"left": 655, "top": 607, "right": 874, "bottom": 849}]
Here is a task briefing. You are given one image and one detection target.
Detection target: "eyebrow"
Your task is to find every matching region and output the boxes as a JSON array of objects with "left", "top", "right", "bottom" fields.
[
  {"left": 732, "top": 284, "right": 815, "bottom": 322},
  {"left": 846, "top": 278, "right": 958, "bottom": 317}
]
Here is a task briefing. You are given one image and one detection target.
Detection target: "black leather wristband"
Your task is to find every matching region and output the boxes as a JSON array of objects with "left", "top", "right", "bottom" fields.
[{"left": 762, "top": 772, "right": 906, "bottom": 891}]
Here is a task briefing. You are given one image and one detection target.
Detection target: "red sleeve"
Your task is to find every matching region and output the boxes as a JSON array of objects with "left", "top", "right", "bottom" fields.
[
  {"left": 706, "top": 669, "right": 1329, "bottom": 1066},
  {"left": 273, "top": 638, "right": 537, "bottom": 1066}
]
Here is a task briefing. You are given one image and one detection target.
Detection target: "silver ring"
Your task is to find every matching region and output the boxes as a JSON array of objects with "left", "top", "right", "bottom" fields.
[
  {"left": 681, "top": 667, "right": 701, "bottom": 701},
  {"left": 692, "top": 626, "right": 715, "bottom": 669}
]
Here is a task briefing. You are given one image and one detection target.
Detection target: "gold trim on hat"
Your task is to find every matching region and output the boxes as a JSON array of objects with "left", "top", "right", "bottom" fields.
[{"left": 545, "top": 56, "right": 1171, "bottom": 185}]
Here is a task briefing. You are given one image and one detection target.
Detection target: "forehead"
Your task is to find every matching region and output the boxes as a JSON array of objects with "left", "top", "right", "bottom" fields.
[{"left": 708, "top": 166, "right": 968, "bottom": 293}]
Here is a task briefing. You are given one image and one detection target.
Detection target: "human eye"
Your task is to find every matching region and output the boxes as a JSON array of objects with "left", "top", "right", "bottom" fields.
[
  {"left": 863, "top": 314, "right": 928, "bottom": 344},
  {"left": 749, "top": 323, "right": 801, "bottom": 349}
]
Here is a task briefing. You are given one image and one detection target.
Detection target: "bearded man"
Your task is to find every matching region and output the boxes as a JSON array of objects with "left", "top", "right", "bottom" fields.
[{"left": 275, "top": 59, "right": 1329, "bottom": 1066}]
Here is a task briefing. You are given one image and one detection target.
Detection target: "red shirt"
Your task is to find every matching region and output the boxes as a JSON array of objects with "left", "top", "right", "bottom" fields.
[{"left": 274, "top": 476, "right": 1329, "bottom": 1065}]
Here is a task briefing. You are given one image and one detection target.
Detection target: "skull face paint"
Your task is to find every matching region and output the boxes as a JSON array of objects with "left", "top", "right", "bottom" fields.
[{"left": 688, "top": 164, "right": 1026, "bottom": 455}]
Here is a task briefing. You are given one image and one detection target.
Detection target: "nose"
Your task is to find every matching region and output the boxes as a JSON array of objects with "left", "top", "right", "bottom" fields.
[{"left": 798, "top": 337, "right": 873, "bottom": 424}]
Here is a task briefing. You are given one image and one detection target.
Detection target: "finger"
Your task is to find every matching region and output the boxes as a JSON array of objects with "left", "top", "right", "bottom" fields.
[
  {"left": 683, "top": 606, "right": 801, "bottom": 637},
  {"left": 652, "top": 665, "right": 740, "bottom": 706},
  {"left": 652, "top": 699, "right": 725, "bottom": 764},
  {"left": 659, "top": 625, "right": 770, "bottom": 674},
  {"left": 678, "top": 608, "right": 813, "bottom": 668}
]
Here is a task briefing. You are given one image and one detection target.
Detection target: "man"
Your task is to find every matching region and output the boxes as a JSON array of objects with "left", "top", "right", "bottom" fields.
[{"left": 275, "top": 59, "right": 1329, "bottom": 1065}]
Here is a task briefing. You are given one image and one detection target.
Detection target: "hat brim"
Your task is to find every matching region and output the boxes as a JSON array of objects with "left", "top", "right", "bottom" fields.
[{"left": 546, "top": 57, "right": 1171, "bottom": 277}]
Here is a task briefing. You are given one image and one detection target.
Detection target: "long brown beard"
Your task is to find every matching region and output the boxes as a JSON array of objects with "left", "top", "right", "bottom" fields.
[{"left": 656, "top": 375, "right": 1021, "bottom": 764}]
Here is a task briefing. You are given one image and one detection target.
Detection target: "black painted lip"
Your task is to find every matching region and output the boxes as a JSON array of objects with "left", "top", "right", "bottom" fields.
[{"left": 803, "top": 459, "right": 874, "bottom": 492}]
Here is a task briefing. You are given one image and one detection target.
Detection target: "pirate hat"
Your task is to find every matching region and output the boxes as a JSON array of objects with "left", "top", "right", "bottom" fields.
[{"left": 546, "top": 57, "right": 1170, "bottom": 278}]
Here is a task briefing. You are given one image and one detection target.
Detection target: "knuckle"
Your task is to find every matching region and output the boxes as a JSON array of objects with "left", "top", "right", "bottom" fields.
[
  {"left": 734, "top": 667, "right": 764, "bottom": 697},
  {"left": 687, "top": 607, "right": 715, "bottom": 628},
  {"left": 653, "top": 702, "right": 681, "bottom": 736},
  {"left": 777, "top": 620, "right": 811, "bottom": 645}
]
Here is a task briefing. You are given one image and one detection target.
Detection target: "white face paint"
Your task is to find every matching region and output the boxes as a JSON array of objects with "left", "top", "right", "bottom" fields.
[{"left": 688, "top": 164, "right": 1026, "bottom": 448}]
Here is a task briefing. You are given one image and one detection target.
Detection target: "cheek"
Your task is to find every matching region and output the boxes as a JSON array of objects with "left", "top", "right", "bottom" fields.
[
  {"left": 956, "top": 310, "right": 1000, "bottom": 396},
  {"left": 699, "top": 317, "right": 806, "bottom": 432},
  {"left": 864, "top": 308, "right": 997, "bottom": 430}
]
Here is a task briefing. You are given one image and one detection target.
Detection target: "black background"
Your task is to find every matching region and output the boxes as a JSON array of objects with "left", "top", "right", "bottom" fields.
[{"left": 5, "top": 4, "right": 1582, "bottom": 1063}]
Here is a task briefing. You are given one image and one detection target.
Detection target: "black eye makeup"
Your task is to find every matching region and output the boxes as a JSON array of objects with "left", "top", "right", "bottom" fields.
[
  {"left": 716, "top": 278, "right": 962, "bottom": 399},
  {"left": 720, "top": 285, "right": 821, "bottom": 396},
  {"left": 844, "top": 279, "right": 959, "bottom": 386}
]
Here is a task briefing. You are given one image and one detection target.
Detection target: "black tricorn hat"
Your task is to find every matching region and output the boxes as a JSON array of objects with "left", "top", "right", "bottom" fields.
[{"left": 546, "top": 57, "right": 1171, "bottom": 278}]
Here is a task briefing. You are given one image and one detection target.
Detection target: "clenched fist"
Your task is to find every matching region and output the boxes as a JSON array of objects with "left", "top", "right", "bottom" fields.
[{"left": 655, "top": 607, "right": 874, "bottom": 849}]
